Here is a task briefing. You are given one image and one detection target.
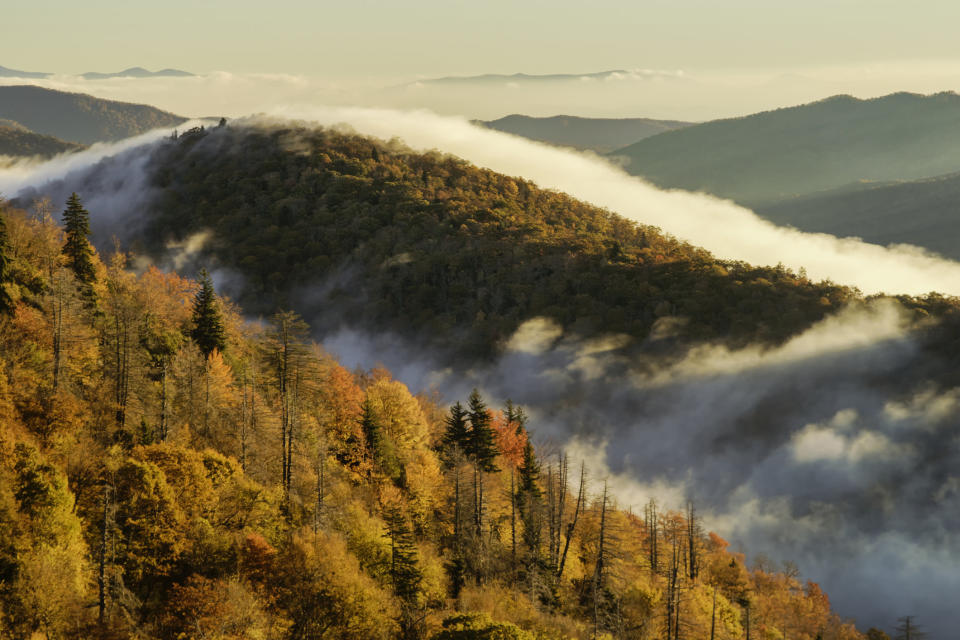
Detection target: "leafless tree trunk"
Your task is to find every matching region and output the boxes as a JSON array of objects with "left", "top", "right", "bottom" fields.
[
  {"left": 98, "top": 485, "right": 112, "bottom": 627},
  {"left": 557, "top": 461, "right": 585, "bottom": 582},
  {"left": 710, "top": 585, "right": 717, "bottom": 640},
  {"left": 510, "top": 468, "right": 517, "bottom": 561},
  {"left": 592, "top": 482, "right": 609, "bottom": 639}
]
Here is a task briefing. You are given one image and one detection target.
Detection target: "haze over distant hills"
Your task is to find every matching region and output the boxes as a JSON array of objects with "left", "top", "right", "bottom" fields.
[
  {"left": 0, "top": 64, "right": 51, "bottom": 79},
  {"left": 0, "top": 85, "right": 186, "bottom": 144},
  {"left": 476, "top": 114, "right": 692, "bottom": 152},
  {"left": 80, "top": 66, "right": 194, "bottom": 79},
  {"left": 611, "top": 91, "right": 960, "bottom": 206},
  {"left": 413, "top": 69, "right": 680, "bottom": 86},
  {"left": 411, "top": 69, "right": 677, "bottom": 85},
  {"left": 0, "top": 64, "right": 193, "bottom": 79}
]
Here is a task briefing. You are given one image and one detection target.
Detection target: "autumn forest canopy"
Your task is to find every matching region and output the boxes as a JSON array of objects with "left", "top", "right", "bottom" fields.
[
  {"left": 0, "top": 176, "right": 892, "bottom": 639},
  {"left": 1, "top": 113, "right": 957, "bottom": 640}
]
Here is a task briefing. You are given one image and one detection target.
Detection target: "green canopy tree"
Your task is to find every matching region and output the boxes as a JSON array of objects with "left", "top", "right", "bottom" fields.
[
  {"left": 505, "top": 399, "right": 528, "bottom": 435},
  {"left": 189, "top": 269, "right": 226, "bottom": 358},
  {"left": 61, "top": 193, "right": 96, "bottom": 302},
  {"left": 383, "top": 503, "right": 424, "bottom": 640},
  {"left": 442, "top": 401, "right": 470, "bottom": 463},
  {"left": 516, "top": 434, "right": 543, "bottom": 568},
  {"left": 466, "top": 390, "right": 498, "bottom": 473}
]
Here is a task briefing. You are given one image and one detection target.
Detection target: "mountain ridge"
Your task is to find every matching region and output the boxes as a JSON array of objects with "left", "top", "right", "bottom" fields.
[
  {"left": 610, "top": 90, "right": 960, "bottom": 206},
  {"left": 0, "top": 64, "right": 51, "bottom": 78},
  {"left": 476, "top": 114, "right": 693, "bottom": 152},
  {"left": 80, "top": 66, "right": 194, "bottom": 79},
  {"left": 0, "top": 122, "right": 83, "bottom": 157},
  {"left": 0, "top": 85, "right": 186, "bottom": 144}
]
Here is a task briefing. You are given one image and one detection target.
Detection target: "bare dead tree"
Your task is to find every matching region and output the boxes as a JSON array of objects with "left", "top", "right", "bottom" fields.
[{"left": 557, "top": 460, "right": 586, "bottom": 582}]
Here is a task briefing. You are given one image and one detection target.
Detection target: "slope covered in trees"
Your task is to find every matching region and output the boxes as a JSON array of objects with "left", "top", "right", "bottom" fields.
[
  {"left": 756, "top": 170, "right": 960, "bottom": 260},
  {"left": 0, "top": 121, "right": 82, "bottom": 157},
  {"left": 610, "top": 91, "right": 960, "bottom": 206},
  {"left": 0, "top": 85, "right": 186, "bottom": 144},
  {"left": 476, "top": 115, "right": 691, "bottom": 153},
  {"left": 0, "top": 197, "right": 871, "bottom": 639},
  {"left": 128, "top": 123, "right": 913, "bottom": 360}
]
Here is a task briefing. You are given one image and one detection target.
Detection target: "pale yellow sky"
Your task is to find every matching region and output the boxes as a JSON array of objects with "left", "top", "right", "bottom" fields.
[
  {"left": 7, "top": 0, "right": 960, "bottom": 78},
  {"left": 6, "top": 1, "right": 960, "bottom": 120}
]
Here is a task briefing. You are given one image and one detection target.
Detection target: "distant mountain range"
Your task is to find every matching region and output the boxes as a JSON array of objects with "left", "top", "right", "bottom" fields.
[
  {"left": 0, "top": 85, "right": 186, "bottom": 144},
  {"left": 411, "top": 69, "right": 683, "bottom": 87},
  {"left": 80, "top": 67, "right": 194, "bottom": 79},
  {"left": 610, "top": 91, "right": 960, "bottom": 207},
  {"left": 476, "top": 114, "right": 692, "bottom": 152},
  {"left": 0, "top": 65, "right": 51, "bottom": 79},
  {"left": 0, "top": 64, "right": 193, "bottom": 79}
]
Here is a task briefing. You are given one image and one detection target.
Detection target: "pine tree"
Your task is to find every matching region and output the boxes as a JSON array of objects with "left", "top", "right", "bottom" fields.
[
  {"left": 517, "top": 435, "right": 543, "bottom": 561},
  {"left": 384, "top": 504, "right": 424, "bottom": 639},
  {"left": 190, "top": 269, "right": 227, "bottom": 357},
  {"left": 518, "top": 437, "right": 541, "bottom": 497},
  {"left": 442, "top": 401, "right": 470, "bottom": 460},
  {"left": 360, "top": 397, "right": 382, "bottom": 458},
  {"left": 0, "top": 211, "right": 13, "bottom": 314},
  {"left": 466, "top": 389, "right": 498, "bottom": 472},
  {"left": 894, "top": 616, "right": 927, "bottom": 640},
  {"left": 505, "top": 399, "right": 528, "bottom": 435},
  {"left": 61, "top": 193, "right": 96, "bottom": 300}
]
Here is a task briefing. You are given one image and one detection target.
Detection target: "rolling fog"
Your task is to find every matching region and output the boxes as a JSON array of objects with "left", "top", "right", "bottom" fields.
[{"left": 2, "top": 114, "right": 959, "bottom": 634}]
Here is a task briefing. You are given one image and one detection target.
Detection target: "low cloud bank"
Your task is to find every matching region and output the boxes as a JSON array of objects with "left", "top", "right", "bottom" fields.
[
  {"left": 323, "top": 300, "right": 956, "bottom": 635},
  {"left": 2, "top": 111, "right": 959, "bottom": 634}
]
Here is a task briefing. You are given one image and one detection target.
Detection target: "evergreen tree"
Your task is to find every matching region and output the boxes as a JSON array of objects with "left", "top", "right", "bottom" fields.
[
  {"left": 516, "top": 432, "right": 543, "bottom": 561},
  {"left": 384, "top": 504, "right": 424, "bottom": 640},
  {"left": 0, "top": 211, "right": 13, "bottom": 314},
  {"left": 466, "top": 389, "right": 499, "bottom": 472},
  {"left": 190, "top": 269, "right": 227, "bottom": 357},
  {"left": 518, "top": 437, "right": 541, "bottom": 498},
  {"left": 360, "top": 397, "right": 382, "bottom": 457},
  {"left": 61, "top": 192, "right": 97, "bottom": 299},
  {"left": 894, "top": 616, "right": 927, "bottom": 640},
  {"left": 442, "top": 401, "right": 470, "bottom": 458},
  {"left": 505, "top": 399, "right": 528, "bottom": 435}
]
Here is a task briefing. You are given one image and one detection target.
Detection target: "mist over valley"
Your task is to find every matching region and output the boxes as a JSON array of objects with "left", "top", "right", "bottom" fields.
[{"left": 3, "top": 6, "right": 960, "bottom": 636}]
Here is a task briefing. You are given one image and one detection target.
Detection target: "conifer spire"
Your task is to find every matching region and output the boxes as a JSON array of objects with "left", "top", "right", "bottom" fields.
[
  {"left": 466, "top": 389, "right": 499, "bottom": 472},
  {"left": 61, "top": 193, "right": 97, "bottom": 301},
  {"left": 190, "top": 268, "right": 227, "bottom": 357},
  {"left": 443, "top": 401, "right": 470, "bottom": 455}
]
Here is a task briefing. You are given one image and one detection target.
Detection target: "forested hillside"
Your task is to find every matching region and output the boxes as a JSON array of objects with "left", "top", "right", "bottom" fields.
[
  {"left": 133, "top": 123, "right": 905, "bottom": 360},
  {"left": 0, "top": 196, "right": 872, "bottom": 639},
  {"left": 476, "top": 115, "right": 691, "bottom": 153},
  {"left": 0, "top": 121, "right": 82, "bottom": 157},
  {"left": 757, "top": 171, "right": 960, "bottom": 260},
  {"left": 0, "top": 86, "right": 186, "bottom": 144},
  {"left": 610, "top": 91, "right": 960, "bottom": 206}
]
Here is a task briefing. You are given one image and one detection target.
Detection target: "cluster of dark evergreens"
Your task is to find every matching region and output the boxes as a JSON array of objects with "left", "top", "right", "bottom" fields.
[
  {"left": 135, "top": 124, "right": 892, "bottom": 359},
  {"left": 0, "top": 196, "right": 880, "bottom": 639}
]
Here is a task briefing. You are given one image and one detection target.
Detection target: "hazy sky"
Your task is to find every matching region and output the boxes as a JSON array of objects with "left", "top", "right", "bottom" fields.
[{"left": 8, "top": 0, "right": 960, "bottom": 79}]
